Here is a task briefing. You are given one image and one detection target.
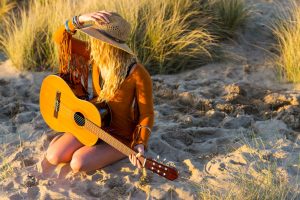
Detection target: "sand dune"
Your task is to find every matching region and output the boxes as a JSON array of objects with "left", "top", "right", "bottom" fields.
[{"left": 1, "top": 0, "right": 300, "bottom": 199}]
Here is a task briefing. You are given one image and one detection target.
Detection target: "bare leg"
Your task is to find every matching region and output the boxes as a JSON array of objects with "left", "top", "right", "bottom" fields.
[
  {"left": 48, "top": 133, "right": 64, "bottom": 146},
  {"left": 46, "top": 132, "right": 84, "bottom": 165},
  {"left": 70, "top": 142, "right": 127, "bottom": 173}
]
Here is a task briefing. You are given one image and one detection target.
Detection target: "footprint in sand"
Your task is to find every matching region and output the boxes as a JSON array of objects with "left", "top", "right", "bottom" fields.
[
  {"left": 149, "top": 139, "right": 186, "bottom": 162},
  {"left": 161, "top": 187, "right": 180, "bottom": 199},
  {"left": 23, "top": 157, "right": 37, "bottom": 167},
  {"left": 14, "top": 111, "right": 36, "bottom": 124},
  {"left": 86, "top": 176, "right": 130, "bottom": 198},
  {"left": 36, "top": 156, "right": 58, "bottom": 178}
]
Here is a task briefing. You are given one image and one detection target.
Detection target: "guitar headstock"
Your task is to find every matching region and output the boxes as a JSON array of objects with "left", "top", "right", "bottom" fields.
[{"left": 144, "top": 158, "right": 178, "bottom": 181}]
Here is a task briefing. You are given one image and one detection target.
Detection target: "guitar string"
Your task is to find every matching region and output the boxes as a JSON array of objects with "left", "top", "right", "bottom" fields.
[
  {"left": 61, "top": 106, "right": 134, "bottom": 156},
  {"left": 55, "top": 101, "right": 177, "bottom": 168},
  {"left": 46, "top": 90, "right": 176, "bottom": 177},
  {"left": 53, "top": 102, "right": 178, "bottom": 177},
  {"left": 45, "top": 101, "right": 177, "bottom": 179},
  {"left": 54, "top": 100, "right": 136, "bottom": 156}
]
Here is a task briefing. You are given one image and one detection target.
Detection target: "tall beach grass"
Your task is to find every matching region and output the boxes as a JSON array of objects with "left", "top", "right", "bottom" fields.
[
  {"left": 0, "top": 0, "right": 215, "bottom": 74},
  {"left": 207, "top": 0, "right": 250, "bottom": 38},
  {"left": 0, "top": 0, "right": 14, "bottom": 20},
  {"left": 272, "top": 1, "right": 300, "bottom": 83},
  {"left": 198, "top": 165, "right": 298, "bottom": 200},
  {"left": 0, "top": 0, "right": 15, "bottom": 49},
  {"left": 0, "top": 2, "right": 51, "bottom": 70},
  {"left": 195, "top": 136, "right": 300, "bottom": 200}
]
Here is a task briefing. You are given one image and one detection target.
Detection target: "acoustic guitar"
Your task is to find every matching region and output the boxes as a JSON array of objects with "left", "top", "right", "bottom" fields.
[{"left": 39, "top": 75, "right": 178, "bottom": 181}]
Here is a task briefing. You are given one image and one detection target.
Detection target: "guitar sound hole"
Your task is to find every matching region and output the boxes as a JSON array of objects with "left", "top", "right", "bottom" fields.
[{"left": 74, "top": 112, "right": 85, "bottom": 126}]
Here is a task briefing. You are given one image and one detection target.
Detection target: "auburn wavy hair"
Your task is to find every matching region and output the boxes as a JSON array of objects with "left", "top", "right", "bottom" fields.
[{"left": 90, "top": 38, "right": 135, "bottom": 102}]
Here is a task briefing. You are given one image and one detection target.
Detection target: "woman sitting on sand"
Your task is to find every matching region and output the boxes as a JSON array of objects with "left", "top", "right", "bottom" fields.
[{"left": 44, "top": 11, "right": 154, "bottom": 172}]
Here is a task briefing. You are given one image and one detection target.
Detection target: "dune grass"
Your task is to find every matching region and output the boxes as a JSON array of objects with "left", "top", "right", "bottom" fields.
[
  {"left": 0, "top": 0, "right": 15, "bottom": 48},
  {"left": 198, "top": 168, "right": 298, "bottom": 200},
  {"left": 0, "top": 154, "right": 14, "bottom": 182},
  {"left": 193, "top": 136, "right": 300, "bottom": 200},
  {"left": 272, "top": 1, "right": 300, "bottom": 83},
  {"left": 0, "top": 3, "right": 50, "bottom": 70},
  {"left": 207, "top": 0, "right": 250, "bottom": 38},
  {"left": 0, "top": 0, "right": 14, "bottom": 20},
  {"left": 0, "top": 0, "right": 252, "bottom": 73},
  {"left": 0, "top": 0, "right": 216, "bottom": 74},
  {"left": 129, "top": 0, "right": 215, "bottom": 74}
]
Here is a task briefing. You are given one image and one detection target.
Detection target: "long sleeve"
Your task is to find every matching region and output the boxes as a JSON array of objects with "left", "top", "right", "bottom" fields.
[
  {"left": 52, "top": 20, "right": 90, "bottom": 60},
  {"left": 131, "top": 65, "right": 154, "bottom": 149}
]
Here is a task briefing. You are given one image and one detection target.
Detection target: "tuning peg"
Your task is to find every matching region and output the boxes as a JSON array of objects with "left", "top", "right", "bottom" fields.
[
  {"left": 156, "top": 155, "right": 160, "bottom": 160},
  {"left": 163, "top": 158, "right": 167, "bottom": 163}
]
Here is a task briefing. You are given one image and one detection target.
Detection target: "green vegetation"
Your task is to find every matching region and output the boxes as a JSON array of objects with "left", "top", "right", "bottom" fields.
[
  {"left": 130, "top": 0, "right": 214, "bottom": 74},
  {"left": 0, "top": 155, "right": 14, "bottom": 182},
  {"left": 207, "top": 0, "right": 250, "bottom": 38},
  {"left": 198, "top": 168, "right": 298, "bottom": 200},
  {"left": 272, "top": 1, "right": 300, "bottom": 83},
  {"left": 0, "top": 0, "right": 14, "bottom": 20},
  {"left": 194, "top": 136, "right": 300, "bottom": 200},
  {"left": 0, "top": 0, "right": 250, "bottom": 73}
]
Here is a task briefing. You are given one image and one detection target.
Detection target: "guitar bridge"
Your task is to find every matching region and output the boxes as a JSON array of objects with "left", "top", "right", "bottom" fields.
[{"left": 54, "top": 91, "right": 61, "bottom": 118}]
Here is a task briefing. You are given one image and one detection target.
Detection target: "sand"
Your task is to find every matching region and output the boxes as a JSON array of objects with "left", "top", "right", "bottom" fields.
[{"left": 1, "top": 0, "right": 300, "bottom": 199}]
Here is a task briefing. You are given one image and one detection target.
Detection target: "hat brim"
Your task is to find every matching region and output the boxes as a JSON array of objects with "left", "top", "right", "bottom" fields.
[{"left": 78, "top": 27, "right": 135, "bottom": 55}]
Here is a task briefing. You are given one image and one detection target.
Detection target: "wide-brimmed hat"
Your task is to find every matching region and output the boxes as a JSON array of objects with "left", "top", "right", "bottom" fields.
[{"left": 78, "top": 12, "right": 134, "bottom": 55}]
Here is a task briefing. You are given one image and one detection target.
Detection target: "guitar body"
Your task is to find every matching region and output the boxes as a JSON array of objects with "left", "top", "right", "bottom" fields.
[
  {"left": 39, "top": 75, "right": 179, "bottom": 181},
  {"left": 40, "top": 75, "right": 110, "bottom": 146}
]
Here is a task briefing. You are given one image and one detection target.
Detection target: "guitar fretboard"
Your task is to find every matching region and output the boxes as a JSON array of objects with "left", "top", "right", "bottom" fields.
[{"left": 85, "top": 120, "right": 137, "bottom": 156}]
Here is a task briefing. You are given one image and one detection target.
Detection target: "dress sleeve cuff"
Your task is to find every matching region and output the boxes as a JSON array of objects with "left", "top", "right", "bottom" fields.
[
  {"left": 131, "top": 125, "right": 151, "bottom": 150},
  {"left": 66, "top": 19, "right": 77, "bottom": 34}
]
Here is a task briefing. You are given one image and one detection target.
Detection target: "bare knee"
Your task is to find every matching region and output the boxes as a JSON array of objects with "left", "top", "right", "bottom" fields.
[
  {"left": 70, "top": 155, "right": 85, "bottom": 173},
  {"left": 45, "top": 150, "right": 61, "bottom": 165},
  {"left": 46, "top": 145, "right": 66, "bottom": 165},
  {"left": 45, "top": 134, "right": 64, "bottom": 165}
]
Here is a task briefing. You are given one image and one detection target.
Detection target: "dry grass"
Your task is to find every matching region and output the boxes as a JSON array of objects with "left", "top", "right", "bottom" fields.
[
  {"left": 193, "top": 136, "right": 300, "bottom": 200},
  {"left": 207, "top": 0, "right": 251, "bottom": 38},
  {"left": 0, "top": 0, "right": 14, "bottom": 20},
  {"left": 0, "top": 0, "right": 215, "bottom": 74},
  {"left": 129, "top": 0, "right": 215, "bottom": 74},
  {"left": 0, "top": 3, "right": 50, "bottom": 70},
  {"left": 0, "top": 135, "right": 24, "bottom": 184},
  {"left": 272, "top": 1, "right": 300, "bottom": 83},
  {"left": 198, "top": 171, "right": 298, "bottom": 200},
  {"left": 0, "top": 154, "right": 14, "bottom": 182},
  {"left": 0, "top": 0, "right": 15, "bottom": 48}
]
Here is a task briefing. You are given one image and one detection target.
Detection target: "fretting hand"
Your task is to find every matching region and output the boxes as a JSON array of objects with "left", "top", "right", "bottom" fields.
[
  {"left": 78, "top": 11, "right": 112, "bottom": 25},
  {"left": 129, "top": 144, "right": 145, "bottom": 169}
]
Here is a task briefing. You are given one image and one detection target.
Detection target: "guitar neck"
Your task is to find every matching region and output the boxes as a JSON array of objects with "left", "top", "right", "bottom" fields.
[
  {"left": 84, "top": 119, "right": 178, "bottom": 181},
  {"left": 40, "top": 74, "right": 178, "bottom": 181},
  {"left": 84, "top": 120, "right": 136, "bottom": 156}
]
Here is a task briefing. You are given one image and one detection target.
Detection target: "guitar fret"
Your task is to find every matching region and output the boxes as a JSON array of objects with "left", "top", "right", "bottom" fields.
[
  {"left": 40, "top": 75, "right": 178, "bottom": 181},
  {"left": 84, "top": 120, "right": 135, "bottom": 156}
]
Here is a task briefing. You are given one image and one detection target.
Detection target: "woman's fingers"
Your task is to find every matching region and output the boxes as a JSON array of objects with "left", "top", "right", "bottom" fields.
[
  {"left": 136, "top": 158, "right": 142, "bottom": 168},
  {"left": 93, "top": 13, "right": 110, "bottom": 23},
  {"left": 129, "top": 154, "right": 142, "bottom": 168},
  {"left": 129, "top": 155, "right": 135, "bottom": 164},
  {"left": 129, "top": 154, "right": 136, "bottom": 166},
  {"left": 91, "top": 15, "right": 106, "bottom": 24},
  {"left": 98, "top": 11, "right": 112, "bottom": 16},
  {"left": 132, "top": 155, "right": 137, "bottom": 166},
  {"left": 79, "top": 10, "right": 112, "bottom": 24}
]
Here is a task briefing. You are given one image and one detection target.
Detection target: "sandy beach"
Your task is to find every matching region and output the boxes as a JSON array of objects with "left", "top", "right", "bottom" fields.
[{"left": 0, "top": 0, "right": 300, "bottom": 199}]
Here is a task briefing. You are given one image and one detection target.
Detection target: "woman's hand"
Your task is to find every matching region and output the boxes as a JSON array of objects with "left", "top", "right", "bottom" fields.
[
  {"left": 129, "top": 144, "right": 145, "bottom": 169},
  {"left": 78, "top": 11, "right": 112, "bottom": 25}
]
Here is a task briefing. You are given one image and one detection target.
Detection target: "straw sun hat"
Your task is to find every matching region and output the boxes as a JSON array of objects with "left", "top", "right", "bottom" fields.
[{"left": 78, "top": 12, "right": 134, "bottom": 55}]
